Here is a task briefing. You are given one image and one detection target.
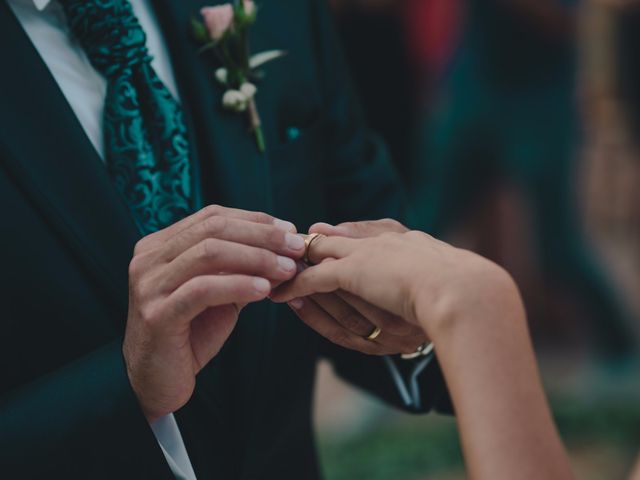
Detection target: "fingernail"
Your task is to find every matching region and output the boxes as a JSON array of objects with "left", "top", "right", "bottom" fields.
[
  {"left": 285, "top": 233, "right": 305, "bottom": 251},
  {"left": 253, "top": 277, "right": 271, "bottom": 294},
  {"left": 277, "top": 255, "right": 296, "bottom": 273},
  {"left": 273, "top": 219, "right": 296, "bottom": 232},
  {"left": 289, "top": 298, "right": 304, "bottom": 310}
]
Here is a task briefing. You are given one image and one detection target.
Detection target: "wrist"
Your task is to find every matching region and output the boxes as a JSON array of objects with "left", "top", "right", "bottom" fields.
[
  {"left": 123, "top": 346, "right": 160, "bottom": 424},
  {"left": 414, "top": 259, "right": 520, "bottom": 342}
]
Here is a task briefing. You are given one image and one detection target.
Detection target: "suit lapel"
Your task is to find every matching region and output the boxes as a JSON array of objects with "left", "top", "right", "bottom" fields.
[{"left": 0, "top": 3, "right": 139, "bottom": 320}]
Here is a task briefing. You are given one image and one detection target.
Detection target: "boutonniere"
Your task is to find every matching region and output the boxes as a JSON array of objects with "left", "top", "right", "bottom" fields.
[{"left": 192, "top": 0, "right": 286, "bottom": 153}]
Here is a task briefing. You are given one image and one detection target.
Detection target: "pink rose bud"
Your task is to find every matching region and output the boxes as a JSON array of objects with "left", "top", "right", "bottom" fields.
[
  {"left": 244, "top": 0, "right": 255, "bottom": 15},
  {"left": 201, "top": 5, "right": 234, "bottom": 41}
]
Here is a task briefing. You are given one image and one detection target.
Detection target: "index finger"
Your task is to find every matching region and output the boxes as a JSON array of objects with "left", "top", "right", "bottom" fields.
[{"left": 139, "top": 204, "right": 296, "bottom": 251}]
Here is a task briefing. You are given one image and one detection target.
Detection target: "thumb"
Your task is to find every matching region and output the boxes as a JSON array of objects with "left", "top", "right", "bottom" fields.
[{"left": 190, "top": 305, "right": 239, "bottom": 372}]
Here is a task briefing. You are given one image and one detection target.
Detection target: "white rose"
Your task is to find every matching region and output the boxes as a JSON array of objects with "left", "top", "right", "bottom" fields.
[
  {"left": 222, "top": 89, "right": 248, "bottom": 112},
  {"left": 215, "top": 68, "right": 228, "bottom": 85},
  {"left": 240, "top": 82, "right": 257, "bottom": 99}
]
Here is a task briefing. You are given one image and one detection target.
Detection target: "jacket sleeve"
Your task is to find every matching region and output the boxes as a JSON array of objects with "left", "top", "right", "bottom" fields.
[
  {"left": 308, "top": 0, "right": 452, "bottom": 414},
  {"left": 0, "top": 340, "right": 175, "bottom": 479}
]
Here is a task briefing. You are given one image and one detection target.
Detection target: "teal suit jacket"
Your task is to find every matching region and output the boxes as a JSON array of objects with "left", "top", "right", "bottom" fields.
[{"left": 0, "top": 0, "right": 449, "bottom": 478}]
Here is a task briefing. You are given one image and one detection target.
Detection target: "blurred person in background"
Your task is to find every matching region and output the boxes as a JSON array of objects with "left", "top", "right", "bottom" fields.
[
  {"left": 413, "top": 0, "right": 637, "bottom": 361},
  {"left": 329, "top": 0, "right": 420, "bottom": 181},
  {"left": 328, "top": 0, "right": 462, "bottom": 182},
  {"left": 617, "top": 2, "right": 640, "bottom": 140}
]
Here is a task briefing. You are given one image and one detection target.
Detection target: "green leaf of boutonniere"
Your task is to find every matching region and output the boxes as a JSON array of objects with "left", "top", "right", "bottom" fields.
[{"left": 191, "top": 17, "right": 210, "bottom": 44}]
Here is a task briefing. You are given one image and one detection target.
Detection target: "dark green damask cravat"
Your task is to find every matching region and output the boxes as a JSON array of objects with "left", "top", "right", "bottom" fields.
[{"left": 60, "top": 0, "right": 193, "bottom": 234}]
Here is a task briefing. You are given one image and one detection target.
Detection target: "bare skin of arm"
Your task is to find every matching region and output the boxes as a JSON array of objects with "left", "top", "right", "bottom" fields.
[{"left": 272, "top": 230, "right": 574, "bottom": 480}]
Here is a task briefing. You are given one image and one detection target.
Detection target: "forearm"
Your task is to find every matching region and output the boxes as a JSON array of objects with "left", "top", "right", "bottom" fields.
[{"left": 424, "top": 274, "right": 574, "bottom": 480}]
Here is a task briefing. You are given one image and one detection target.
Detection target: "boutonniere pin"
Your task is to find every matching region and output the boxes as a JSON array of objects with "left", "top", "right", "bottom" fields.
[{"left": 192, "top": 1, "right": 286, "bottom": 153}]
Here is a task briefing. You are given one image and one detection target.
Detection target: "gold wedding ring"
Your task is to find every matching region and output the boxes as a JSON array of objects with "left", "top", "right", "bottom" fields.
[
  {"left": 365, "top": 325, "right": 382, "bottom": 341},
  {"left": 303, "top": 233, "right": 325, "bottom": 265}
]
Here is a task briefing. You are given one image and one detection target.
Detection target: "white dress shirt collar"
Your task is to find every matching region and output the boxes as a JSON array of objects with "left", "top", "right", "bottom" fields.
[
  {"left": 10, "top": 0, "right": 53, "bottom": 11},
  {"left": 34, "top": 0, "right": 51, "bottom": 11},
  {"left": 9, "top": 0, "right": 52, "bottom": 11}
]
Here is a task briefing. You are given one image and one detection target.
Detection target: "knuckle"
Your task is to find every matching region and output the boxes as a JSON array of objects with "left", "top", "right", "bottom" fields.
[
  {"left": 128, "top": 255, "right": 145, "bottom": 280},
  {"left": 186, "top": 277, "right": 209, "bottom": 300},
  {"left": 253, "top": 211, "right": 273, "bottom": 225},
  {"left": 406, "top": 230, "right": 428, "bottom": 240},
  {"left": 138, "top": 303, "right": 159, "bottom": 327},
  {"left": 202, "top": 204, "right": 222, "bottom": 218},
  {"left": 382, "top": 218, "right": 406, "bottom": 232},
  {"left": 328, "top": 329, "right": 351, "bottom": 348},
  {"left": 133, "top": 276, "right": 152, "bottom": 300},
  {"left": 201, "top": 238, "right": 221, "bottom": 261},
  {"left": 204, "top": 215, "right": 228, "bottom": 237},
  {"left": 339, "top": 313, "right": 369, "bottom": 334},
  {"left": 133, "top": 238, "right": 149, "bottom": 256},
  {"left": 183, "top": 277, "right": 206, "bottom": 299},
  {"left": 340, "top": 222, "right": 357, "bottom": 233}
]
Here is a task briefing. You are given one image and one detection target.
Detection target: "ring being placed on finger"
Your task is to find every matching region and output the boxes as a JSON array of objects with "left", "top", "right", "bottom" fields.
[
  {"left": 303, "top": 233, "right": 325, "bottom": 265},
  {"left": 400, "top": 341, "right": 434, "bottom": 360},
  {"left": 365, "top": 325, "right": 382, "bottom": 341}
]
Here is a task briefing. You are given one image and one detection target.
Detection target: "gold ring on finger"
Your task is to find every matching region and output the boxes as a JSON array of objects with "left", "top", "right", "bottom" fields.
[
  {"left": 365, "top": 325, "right": 382, "bottom": 341},
  {"left": 303, "top": 233, "right": 325, "bottom": 265}
]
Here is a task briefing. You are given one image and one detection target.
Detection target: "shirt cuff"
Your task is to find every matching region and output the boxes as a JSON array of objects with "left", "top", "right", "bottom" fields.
[
  {"left": 383, "top": 347, "right": 436, "bottom": 411},
  {"left": 150, "top": 414, "right": 198, "bottom": 480}
]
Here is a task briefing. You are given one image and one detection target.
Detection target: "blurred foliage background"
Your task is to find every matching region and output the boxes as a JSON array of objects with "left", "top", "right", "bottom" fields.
[{"left": 316, "top": 0, "right": 640, "bottom": 478}]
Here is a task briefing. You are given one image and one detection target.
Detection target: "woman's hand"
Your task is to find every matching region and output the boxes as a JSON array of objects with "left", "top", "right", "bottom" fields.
[
  {"left": 272, "top": 230, "right": 515, "bottom": 340},
  {"left": 279, "top": 220, "right": 427, "bottom": 356},
  {"left": 275, "top": 229, "right": 575, "bottom": 480}
]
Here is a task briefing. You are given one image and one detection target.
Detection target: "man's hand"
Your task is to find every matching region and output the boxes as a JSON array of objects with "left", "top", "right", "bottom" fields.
[
  {"left": 123, "top": 205, "right": 305, "bottom": 423},
  {"left": 286, "top": 219, "right": 427, "bottom": 356}
]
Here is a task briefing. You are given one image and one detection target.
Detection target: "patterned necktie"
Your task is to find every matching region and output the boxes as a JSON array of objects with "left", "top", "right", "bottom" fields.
[{"left": 60, "top": 0, "right": 193, "bottom": 234}]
